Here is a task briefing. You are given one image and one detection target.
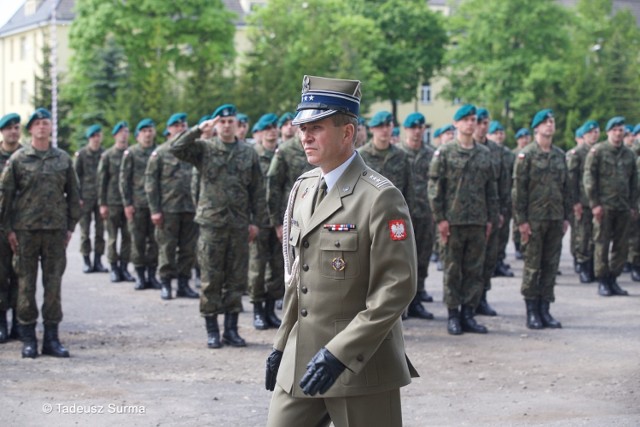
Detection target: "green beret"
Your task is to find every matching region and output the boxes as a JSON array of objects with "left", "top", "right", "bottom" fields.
[
  {"left": 85, "top": 124, "right": 102, "bottom": 139},
  {"left": 166, "top": 112, "right": 187, "bottom": 127},
  {"left": 476, "top": 108, "right": 489, "bottom": 121},
  {"left": 25, "top": 108, "right": 51, "bottom": 130},
  {"left": 575, "top": 126, "right": 585, "bottom": 138},
  {"left": 357, "top": 117, "right": 366, "bottom": 126},
  {"left": 392, "top": 127, "right": 400, "bottom": 137},
  {"left": 581, "top": 120, "right": 599, "bottom": 134},
  {"left": 605, "top": 116, "right": 625, "bottom": 132},
  {"left": 453, "top": 104, "right": 476, "bottom": 121},
  {"left": 112, "top": 121, "right": 128, "bottom": 135},
  {"left": 162, "top": 129, "right": 170, "bottom": 137},
  {"left": 252, "top": 122, "right": 261, "bottom": 133},
  {"left": 441, "top": 124, "right": 455, "bottom": 134},
  {"left": 198, "top": 115, "right": 210, "bottom": 126},
  {"left": 211, "top": 104, "right": 237, "bottom": 119},
  {"left": 432, "top": 127, "right": 443, "bottom": 138},
  {"left": 530, "top": 109, "right": 553, "bottom": 129},
  {"left": 255, "top": 113, "right": 279, "bottom": 131},
  {"left": 237, "top": 113, "right": 249, "bottom": 124},
  {"left": 368, "top": 111, "right": 393, "bottom": 128},
  {"left": 292, "top": 75, "right": 362, "bottom": 125},
  {"left": 134, "top": 118, "right": 155, "bottom": 137},
  {"left": 515, "top": 128, "right": 530, "bottom": 139},
  {"left": 403, "top": 112, "right": 425, "bottom": 128},
  {"left": 625, "top": 124, "right": 634, "bottom": 134},
  {"left": 633, "top": 124, "right": 640, "bottom": 136},
  {"left": 488, "top": 120, "right": 504, "bottom": 134},
  {"left": 0, "top": 113, "right": 20, "bottom": 130},
  {"left": 277, "top": 112, "right": 295, "bottom": 128}
]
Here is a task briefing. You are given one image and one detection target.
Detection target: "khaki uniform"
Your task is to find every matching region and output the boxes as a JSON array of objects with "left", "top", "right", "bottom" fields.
[
  {"left": 74, "top": 146, "right": 105, "bottom": 257},
  {"left": 0, "top": 146, "right": 21, "bottom": 313}
]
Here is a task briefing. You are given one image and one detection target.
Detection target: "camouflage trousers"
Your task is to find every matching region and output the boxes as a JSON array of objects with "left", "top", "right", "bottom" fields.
[
  {"left": 128, "top": 207, "right": 158, "bottom": 268},
  {"left": 13, "top": 230, "right": 67, "bottom": 325},
  {"left": 413, "top": 215, "right": 434, "bottom": 294},
  {"left": 155, "top": 212, "right": 197, "bottom": 280},
  {"left": 0, "top": 231, "right": 18, "bottom": 312},
  {"left": 626, "top": 214, "right": 640, "bottom": 266},
  {"left": 248, "top": 227, "right": 284, "bottom": 303},
  {"left": 520, "top": 220, "right": 563, "bottom": 302},
  {"left": 199, "top": 226, "right": 248, "bottom": 316},
  {"left": 79, "top": 199, "right": 105, "bottom": 256},
  {"left": 574, "top": 207, "right": 594, "bottom": 263},
  {"left": 106, "top": 205, "right": 131, "bottom": 264},
  {"left": 443, "top": 225, "right": 486, "bottom": 309},
  {"left": 569, "top": 215, "right": 578, "bottom": 260},
  {"left": 593, "top": 209, "right": 630, "bottom": 278},
  {"left": 512, "top": 220, "right": 521, "bottom": 251},
  {"left": 497, "top": 211, "right": 512, "bottom": 262},
  {"left": 482, "top": 223, "right": 499, "bottom": 290}
]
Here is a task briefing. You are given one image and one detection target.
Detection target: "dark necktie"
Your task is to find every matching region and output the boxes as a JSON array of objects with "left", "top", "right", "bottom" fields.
[{"left": 313, "top": 178, "right": 327, "bottom": 213}]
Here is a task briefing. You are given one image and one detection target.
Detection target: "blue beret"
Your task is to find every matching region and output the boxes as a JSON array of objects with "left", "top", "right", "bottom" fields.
[
  {"left": 605, "top": 116, "right": 625, "bottom": 132},
  {"left": 85, "top": 124, "right": 102, "bottom": 139},
  {"left": 198, "top": 115, "right": 210, "bottom": 126},
  {"left": 488, "top": 120, "right": 504, "bottom": 134},
  {"left": 277, "top": 112, "right": 295, "bottom": 128},
  {"left": 0, "top": 113, "right": 20, "bottom": 130},
  {"left": 368, "top": 111, "right": 393, "bottom": 128},
  {"left": 237, "top": 113, "right": 249, "bottom": 124},
  {"left": 112, "top": 121, "right": 128, "bottom": 135},
  {"left": 575, "top": 126, "right": 585, "bottom": 138},
  {"left": 441, "top": 124, "right": 455, "bottom": 134},
  {"left": 357, "top": 117, "right": 366, "bottom": 126},
  {"left": 252, "top": 122, "right": 261, "bottom": 133},
  {"left": 211, "top": 104, "right": 237, "bottom": 119},
  {"left": 581, "top": 120, "right": 599, "bottom": 134},
  {"left": 25, "top": 108, "right": 51, "bottom": 130},
  {"left": 476, "top": 108, "right": 489, "bottom": 121},
  {"left": 403, "top": 112, "right": 425, "bottom": 128},
  {"left": 515, "top": 128, "right": 530, "bottom": 139},
  {"left": 166, "top": 112, "right": 187, "bottom": 127},
  {"left": 392, "top": 127, "right": 400, "bottom": 137},
  {"left": 135, "top": 118, "right": 155, "bottom": 137},
  {"left": 530, "top": 109, "right": 553, "bottom": 129},
  {"left": 162, "top": 129, "right": 170, "bottom": 137},
  {"left": 293, "top": 75, "right": 362, "bottom": 125},
  {"left": 453, "top": 104, "right": 476, "bottom": 121},
  {"left": 625, "top": 124, "right": 634, "bottom": 134},
  {"left": 633, "top": 124, "right": 640, "bottom": 136},
  {"left": 255, "top": 113, "right": 279, "bottom": 132},
  {"left": 433, "top": 127, "right": 443, "bottom": 138}
]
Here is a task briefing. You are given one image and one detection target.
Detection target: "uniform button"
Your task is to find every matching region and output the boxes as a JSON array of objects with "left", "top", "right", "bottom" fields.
[
  {"left": 301, "top": 309, "right": 308, "bottom": 317},
  {"left": 301, "top": 286, "right": 308, "bottom": 294},
  {"left": 303, "top": 240, "right": 309, "bottom": 248},
  {"left": 356, "top": 354, "right": 364, "bottom": 362},
  {"left": 334, "top": 241, "right": 340, "bottom": 248},
  {"left": 302, "top": 264, "right": 309, "bottom": 271}
]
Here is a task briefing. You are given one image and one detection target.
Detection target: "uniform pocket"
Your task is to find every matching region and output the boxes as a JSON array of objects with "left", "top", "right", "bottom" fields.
[{"left": 319, "top": 231, "right": 359, "bottom": 280}]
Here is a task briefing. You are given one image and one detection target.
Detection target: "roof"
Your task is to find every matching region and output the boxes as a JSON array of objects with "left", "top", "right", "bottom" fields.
[{"left": 557, "top": 0, "right": 640, "bottom": 26}]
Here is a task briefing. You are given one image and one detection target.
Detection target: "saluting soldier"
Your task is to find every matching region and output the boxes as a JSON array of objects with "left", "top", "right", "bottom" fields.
[
  {"left": 75, "top": 124, "right": 108, "bottom": 274},
  {"left": 1, "top": 108, "right": 81, "bottom": 358},
  {"left": 512, "top": 109, "right": 571, "bottom": 329},
  {"left": 0, "top": 113, "right": 22, "bottom": 342},
  {"left": 97, "top": 121, "right": 135, "bottom": 283},
  {"left": 120, "top": 118, "right": 161, "bottom": 291},
  {"left": 145, "top": 113, "right": 199, "bottom": 300},
  {"left": 584, "top": 116, "right": 638, "bottom": 297}
]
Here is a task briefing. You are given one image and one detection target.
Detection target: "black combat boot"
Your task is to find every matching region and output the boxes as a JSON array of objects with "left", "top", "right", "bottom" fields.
[
  {"left": 608, "top": 274, "right": 629, "bottom": 296},
  {"left": 147, "top": 266, "right": 162, "bottom": 290},
  {"left": 42, "top": 323, "right": 70, "bottom": 357},
  {"left": 93, "top": 254, "right": 108, "bottom": 273},
  {"left": 120, "top": 262, "right": 135, "bottom": 282},
  {"left": 160, "top": 278, "right": 172, "bottom": 300},
  {"left": 265, "top": 298, "right": 282, "bottom": 328},
  {"left": 574, "top": 257, "right": 581, "bottom": 274},
  {"left": 539, "top": 299, "right": 562, "bottom": 328},
  {"left": 417, "top": 289, "right": 433, "bottom": 303},
  {"left": 134, "top": 267, "right": 147, "bottom": 290},
  {"left": 476, "top": 289, "right": 497, "bottom": 316},
  {"left": 0, "top": 310, "right": 8, "bottom": 343},
  {"left": 631, "top": 265, "right": 640, "bottom": 282},
  {"left": 579, "top": 261, "right": 595, "bottom": 283},
  {"left": 494, "top": 260, "right": 514, "bottom": 277},
  {"left": 447, "top": 308, "right": 462, "bottom": 335},
  {"left": 597, "top": 276, "right": 612, "bottom": 296},
  {"left": 9, "top": 311, "right": 19, "bottom": 340},
  {"left": 19, "top": 323, "right": 38, "bottom": 358},
  {"left": 110, "top": 263, "right": 123, "bottom": 283},
  {"left": 622, "top": 262, "right": 632, "bottom": 273},
  {"left": 176, "top": 276, "right": 199, "bottom": 298},
  {"left": 525, "top": 299, "right": 543, "bottom": 329},
  {"left": 514, "top": 242, "right": 523, "bottom": 260},
  {"left": 253, "top": 302, "right": 268, "bottom": 330},
  {"left": 205, "top": 316, "right": 221, "bottom": 349},
  {"left": 194, "top": 266, "right": 201, "bottom": 289},
  {"left": 275, "top": 299, "right": 283, "bottom": 310},
  {"left": 222, "top": 312, "right": 246, "bottom": 347},
  {"left": 82, "top": 255, "right": 93, "bottom": 273},
  {"left": 407, "top": 295, "right": 434, "bottom": 320},
  {"left": 461, "top": 305, "right": 488, "bottom": 334}
]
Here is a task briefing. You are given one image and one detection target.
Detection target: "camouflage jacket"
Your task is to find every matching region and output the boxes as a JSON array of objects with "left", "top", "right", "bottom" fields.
[
  {"left": 145, "top": 142, "right": 195, "bottom": 214},
  {"left": 566, "top": 142, "right": 596, "bottom": 208},
  {"left": 1, "top": 144, "right": 80, "bottom": 231},
  {"left": 170, "top": 126, "right": 267, "bottom": 228},
  {"left": 399, "top": 142, "right": 434, "bottom": 219},
  {"left": 428, "top": 140, "right": 498, "bottom": 226},
  {"left": 500, "top": 144, "right": 516, "bottom": 216},
  {"left": 512, "top": 142, "right": 571, "bottom": 224},
  {"left": 584, "top": 141, "right": 638, "bottom": 211},
  {"left": 266, "top": 135, "right": 313, "bottom": 227},
  {"left": 253, "top": 143, "right": 276, "bottom": 177},
  {"left": 478, "top": 138, "right": 510, "bottom": 220},
  {"left": 74, "top": 146, "right": 103, "bottom": 202},
  {"left": 120, "top": 143, "right": 156, "bottom": 209},
  {"left": 0, "top": 145, "right": 22, "bottom": 230},
  {"left": 97, "top": 145, "right": 126, "bottom": 207}
]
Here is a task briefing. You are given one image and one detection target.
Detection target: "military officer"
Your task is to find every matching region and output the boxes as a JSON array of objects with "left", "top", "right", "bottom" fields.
[
  {"left": 265, "top": 74, "right": 418, "bottom": 427},
  {"left": 120, "top": 118, "right": 161, "bottom": 291},
  {"left": 1, "top": 108, "right": 81, "bottom": 358},
  {"left": 145, "top": 113, "right": 199, "bottom": 300},
  {"left": 513, "top": 109, "right": 571, "bottom": 329},
  {"left": 584, "top": 116, "right": 638, "bottom": 297},
  {"left": 97, "top": 121, "right": 135, "bottom": 283},
  {"left": 358, "top": 111, "right": 430, "bottom": 320},
  {"left": 428, "top": 104, "right": 497, "bottom": 335},
  {"left": 170, "top": 104, "right": 267, "bottom": 349},
  {"left": 75, "top": 124, "right": 108, "bottom": 274},
  {"left": 0, "top": 113, "right": 22, "bottom": 342}
]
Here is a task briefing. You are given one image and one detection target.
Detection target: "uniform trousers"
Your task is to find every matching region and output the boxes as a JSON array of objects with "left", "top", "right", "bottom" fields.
[
  {"left": 128, "top": 207, "right": 157, "bottom": 268},
  {"left": 593, "top": 209, "right": 630, "bottom": 278},
  {"left": 520, "top": 220, "right": 563, "bottom": 302},
  {"left": 106, "top": 205, "right": 131, "bottom": 264},
  {"left": 0, "top": 231, "right": 18, "bottom": 312},
  {"left": 248, "top": 226, "right": 284, "bottom": 303},
  {"left": 155, "top": 212, "right": 197, "bottom": 280},
  {"left": 78, "top": 199, "right": 105, "bottom": 256},
  {"left": 443, "top": 225, "right": 486, "bottom": 309},
  {"left": 574, "top": 207, "right": 594, "bottom": 263}
]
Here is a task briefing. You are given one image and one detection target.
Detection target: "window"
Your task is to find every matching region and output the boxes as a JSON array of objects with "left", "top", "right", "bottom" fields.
[
  {"left": 20, "top": 36, "right": 27, "bottom": 60},
  {"left": 10, "top": 82, "right": 15, "bottom": 104},
  {"left": 420, "top": 84, "right": 432, "bottom": 105},
  {"left": 20, "top": 80, "right": 28, "bottom": 104}
]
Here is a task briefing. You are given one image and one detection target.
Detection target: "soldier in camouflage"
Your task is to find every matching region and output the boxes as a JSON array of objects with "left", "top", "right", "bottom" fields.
[
  {"left": 1, "top": 108, "right": 81, "bottom": 358},
  {"left": 145, "top": 113, "right": 199, "bottom": 301},
  {"left": 623, "top": 125, "right": 640, "bottom": 279},
  {"left": 584, "top": 116, "right": 638, "bottom": 297},
  {"left": 170, "top": 104, "right": 267, "bottom": 349},
  {"left": 511, "top": 128, "right": 532, "bottom": 260},
  {"left": 428, "top": 104, "right": 497, "bottom": 335},
  {"left": 277, "top": 112, "right": 297, "bottom": 143},
  {"left": 120, "top": 118, "right": 161, "bottom": 291},
  {"left": 513, "top": 109, "right": 571, "bottom": 330}
]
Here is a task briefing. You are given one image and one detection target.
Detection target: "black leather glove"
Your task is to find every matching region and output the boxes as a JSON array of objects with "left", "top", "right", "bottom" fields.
[
  {"left": 265, "top": 349, "right": 283, "bottom": 391},
  {"left": 299, "top": 347, "right": 346, "bottom": 396}
]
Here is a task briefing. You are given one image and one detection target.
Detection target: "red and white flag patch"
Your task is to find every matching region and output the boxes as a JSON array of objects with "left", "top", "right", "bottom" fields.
[{"left": 388, "top": 219, "right": 407, "bottom": 241}]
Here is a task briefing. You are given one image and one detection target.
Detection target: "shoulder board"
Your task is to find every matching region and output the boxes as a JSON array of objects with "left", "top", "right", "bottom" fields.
[
  {"left": 364, "top": 170, "right": 391, "bottom": 189},
  {"left": 297, "top": 168, "right": 321, "bottom": 181}
]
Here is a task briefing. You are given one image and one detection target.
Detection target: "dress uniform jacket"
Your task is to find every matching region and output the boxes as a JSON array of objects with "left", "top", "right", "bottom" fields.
[{"left": 274, "top": 153, "right": 418, "bottom": 398}]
